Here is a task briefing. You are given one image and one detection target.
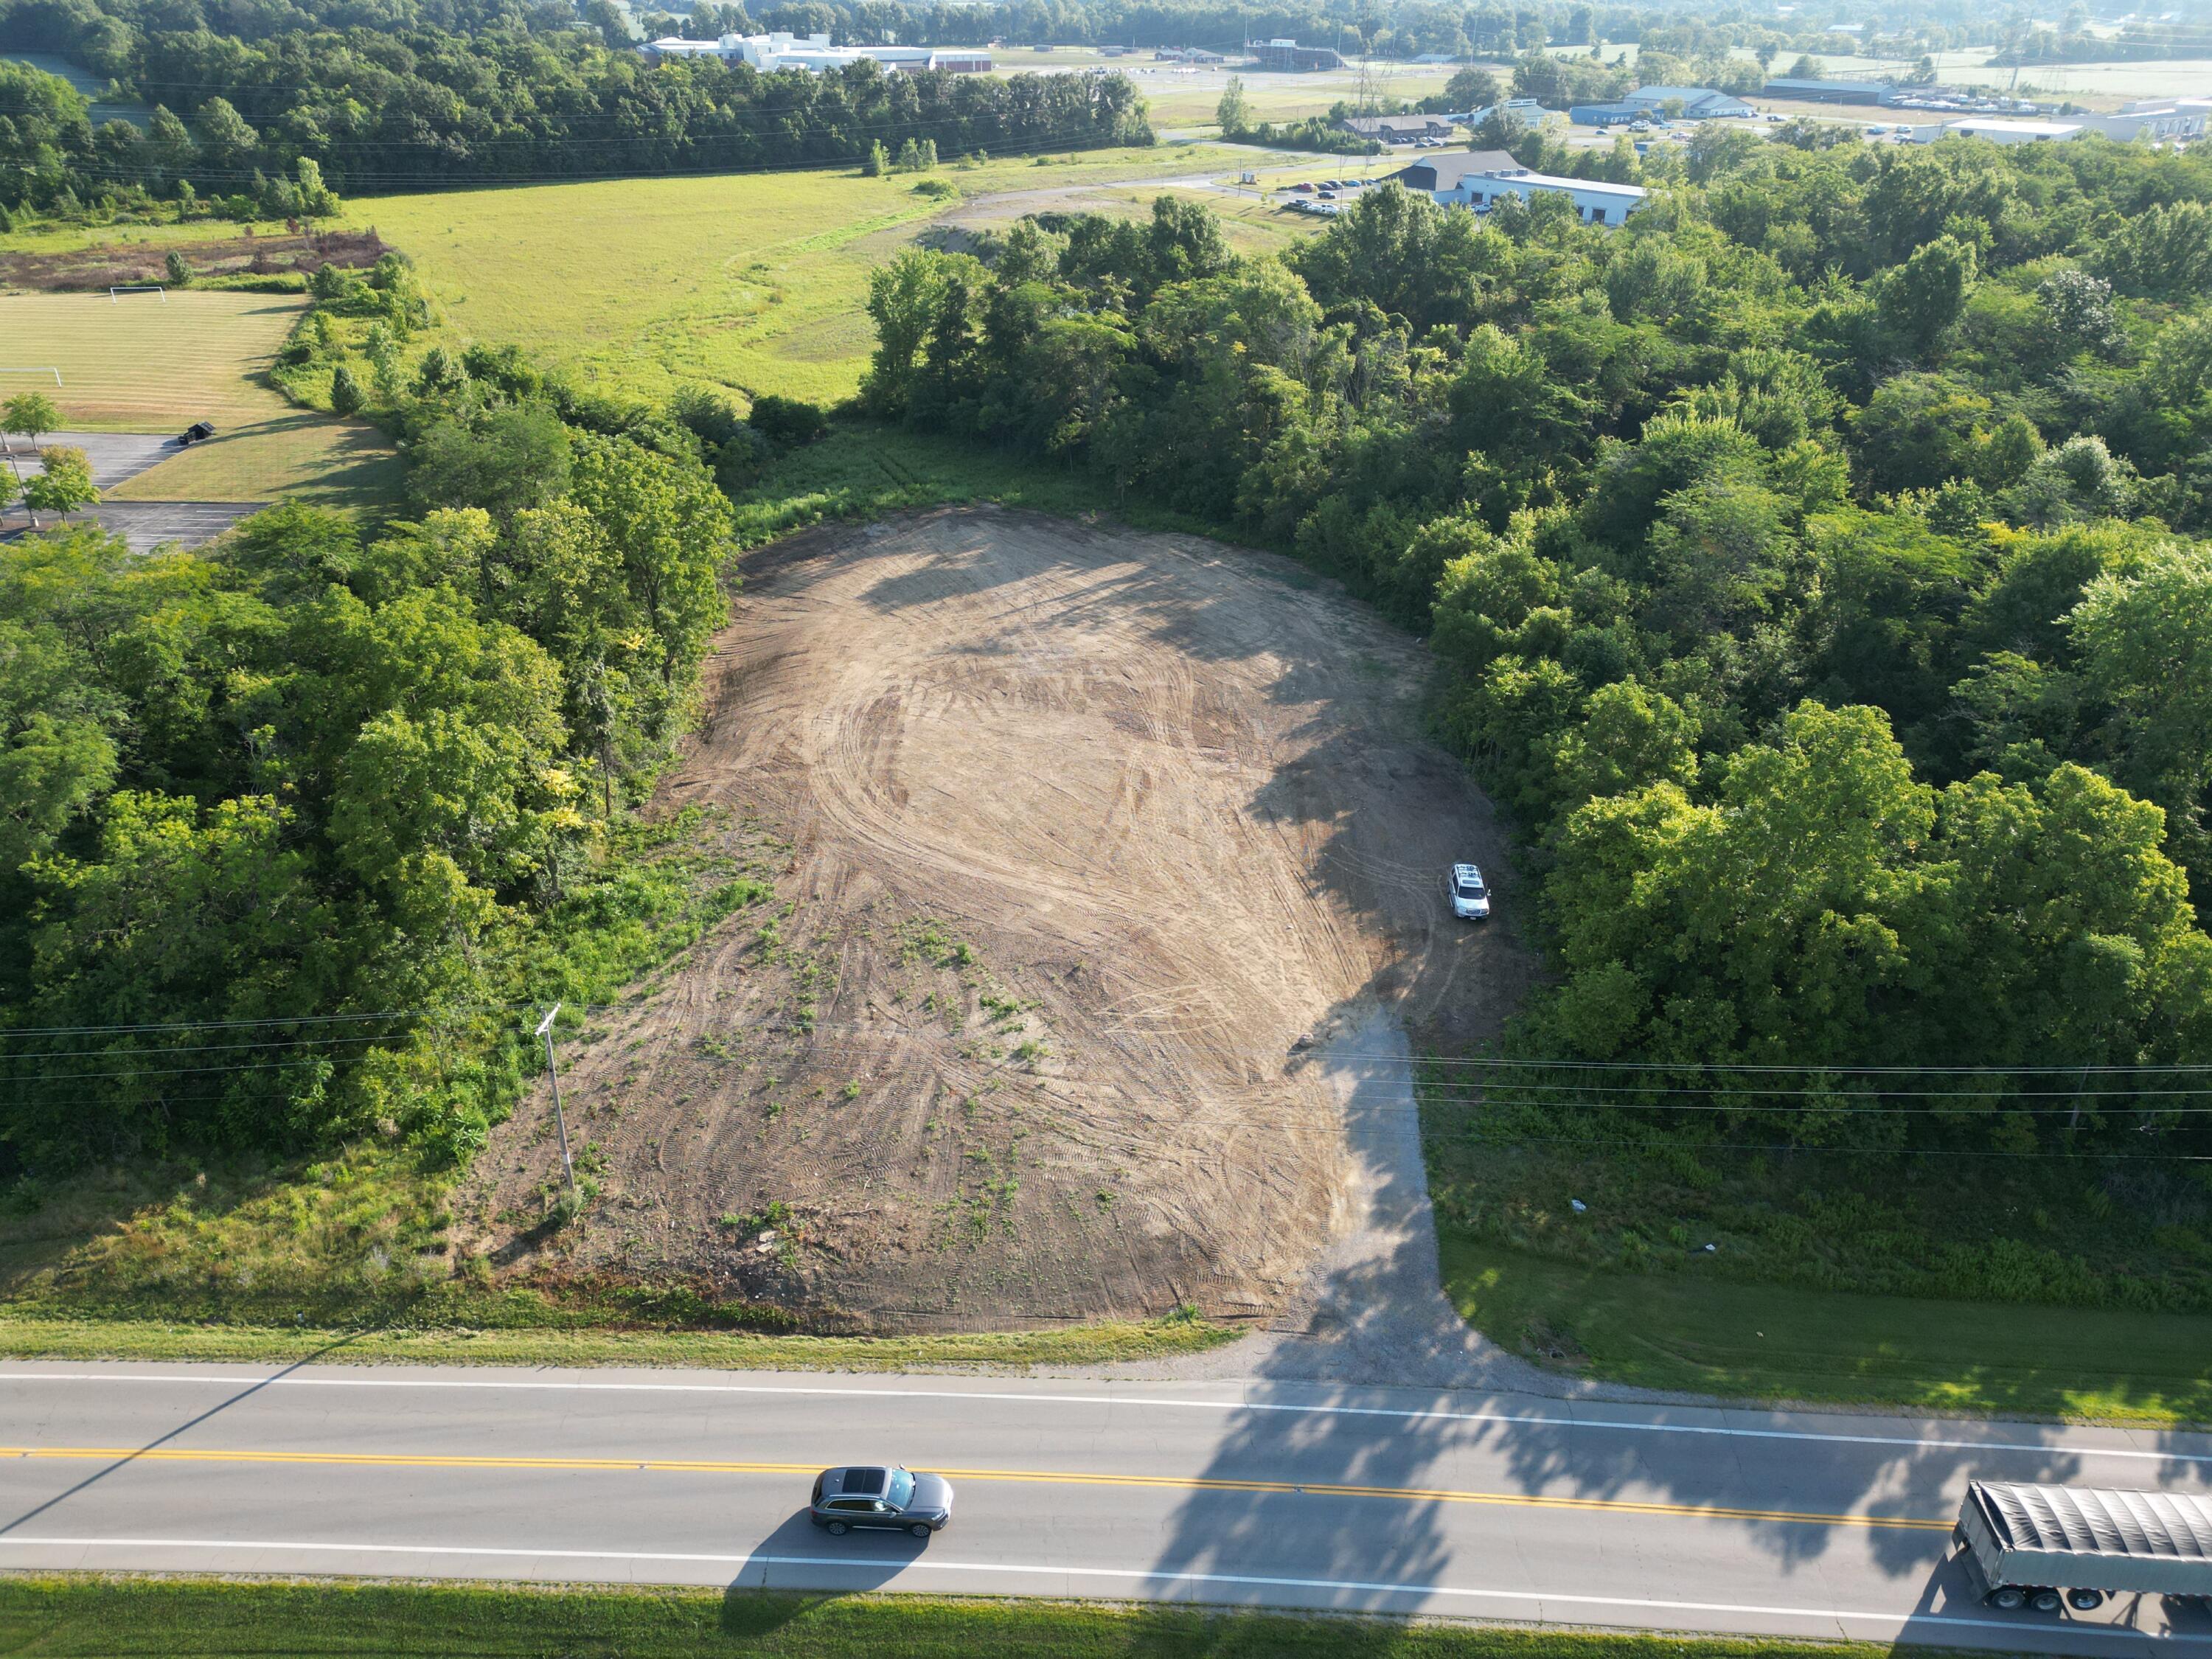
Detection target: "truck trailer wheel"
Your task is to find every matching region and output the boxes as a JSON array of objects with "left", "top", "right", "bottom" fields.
[
  {"left": 2030, "top": 1590, "right": 2065, "bottom": 1613},
  {"left": 2067, "top": 1589, "right": 2106, "bottom": 1611},
  {"left": 1989, "top": 1587, "right": 2027, "bottom": 1610}
]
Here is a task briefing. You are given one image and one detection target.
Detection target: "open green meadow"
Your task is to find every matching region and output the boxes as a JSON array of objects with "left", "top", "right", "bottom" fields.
[
  {"left": 0, "top": 1577, "right": 1904, "bottom": 1658},
  {"left": 343, "top": 145, "right": 1292, "bottom": 407},
  {"left": 0, "top": 289, "right": 400, "bottom": 507},
  {"left": 0, "top": 215, "right": 300, "bottom": 260},
  {"left": 1132, "top": 61, "right": 1459, "bottom": 128},
  {"left": 1440, "top": 1236, "right": 2212, "bottom": 1425},
  {"left": 1787, "top": 47, "right": 2212, "bottom": 105}
]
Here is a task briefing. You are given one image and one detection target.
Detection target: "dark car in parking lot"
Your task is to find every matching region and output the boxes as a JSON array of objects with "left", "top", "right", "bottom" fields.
[{"left": 810, "top": 1465, "right": 954, "bottom": 1537}]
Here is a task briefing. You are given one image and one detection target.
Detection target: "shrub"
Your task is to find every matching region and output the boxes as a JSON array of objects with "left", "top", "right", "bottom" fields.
[{"left": 747, "top": 394, "right": 829, "bottom": 448}]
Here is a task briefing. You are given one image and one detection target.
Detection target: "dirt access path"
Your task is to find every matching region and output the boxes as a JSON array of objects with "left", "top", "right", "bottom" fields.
[{"left": 476, "top": 508, "right": 1537, "bottom": 1332}]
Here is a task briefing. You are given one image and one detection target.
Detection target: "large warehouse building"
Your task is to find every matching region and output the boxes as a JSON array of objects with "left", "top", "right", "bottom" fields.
[{"left": 642, "top": 32, "right": 992, "bottom": 73}]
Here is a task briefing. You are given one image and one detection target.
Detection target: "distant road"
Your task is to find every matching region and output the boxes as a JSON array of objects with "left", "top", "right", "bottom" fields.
[{"left": 6, "top": 1361, "right": 2212, "bottom": 1652}]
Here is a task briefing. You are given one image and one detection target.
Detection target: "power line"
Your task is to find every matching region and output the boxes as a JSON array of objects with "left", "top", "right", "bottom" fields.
[
  {"left": 1411, "top": 1082, "right": 2212, "bottom": 1107},
  {"left": 680, "top": 1025, "right": 2212, "bottom": 1077},
  {"left": 1440, "top": 1133, "right": 2212, "bottom": 1162},
  {"left": 0, "top": 1030, "right": 451, "bottom": 1063},
  {"left": 0, "top": 1008, "right": 501, "bottom": 1039}
]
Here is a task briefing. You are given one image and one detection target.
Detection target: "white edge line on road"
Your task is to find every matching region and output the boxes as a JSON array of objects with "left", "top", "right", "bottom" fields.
[
  {"left": 0, "top": 1534, "right": 2199, "bottom": 1646},
  {"left": 0, "top": 1369, "right": 2202, "bottom": 1466}
]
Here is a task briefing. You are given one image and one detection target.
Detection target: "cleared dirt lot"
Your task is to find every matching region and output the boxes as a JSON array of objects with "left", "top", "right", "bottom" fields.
[{"left": 475, "top": 508, "right": 1534, "bottom": 1330}]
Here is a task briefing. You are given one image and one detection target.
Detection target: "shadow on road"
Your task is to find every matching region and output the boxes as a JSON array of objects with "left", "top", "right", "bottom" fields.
[
  {"left": 727, "top": 1509, "right": 929, "bottom": 1599},
  {"left": 1133, "top": 1012, "right": 2212, "bottom": 1629},
  {"left": 0, "top": 1333, "right": 368, "bottom": 1537}
]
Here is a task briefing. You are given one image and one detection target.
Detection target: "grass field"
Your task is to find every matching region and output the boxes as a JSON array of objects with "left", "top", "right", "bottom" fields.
[
  {"left": 1784, "top": 47, "right": 2212, "bottom": 105},
  {"left": 342, "top": 145, "right": 1284, "bottom": 407},
  {"left": 1132, "top": 62, "right": 1460, "bottom": 128},
  {"left": 0, "top": 1577, "right": 1897, "bottom": 1658},
  {"left": 104, "top": 411, "right": 404, "bottom": 510},
  {"left": 0, "top": 290, "right": 400, "bottom": 508},
  {"left": 0, "top": 215, "right": 304, "bottom": 260},
  {"left": 1439, "top": 1235, "right": 2212, "bottom": 1425}
]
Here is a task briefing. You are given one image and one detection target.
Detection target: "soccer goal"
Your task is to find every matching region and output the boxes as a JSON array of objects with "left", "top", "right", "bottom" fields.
[
  {"left": 108, "top": 285, "right": 166, "bottom": 303},
  {"left": 0, "top": 368, "right": 63, "bottom": 386}
]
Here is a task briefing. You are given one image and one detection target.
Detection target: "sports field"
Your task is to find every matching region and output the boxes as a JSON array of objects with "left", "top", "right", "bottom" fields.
[
  {"left": 344, "top": 145, "right": 1299, "bottom": 407},
  {"left": 0, "top": 289, "right": 400, "bottom": 508},
  {"left": 1071, "top": 55, "right": 1460, "bottom": 128}
]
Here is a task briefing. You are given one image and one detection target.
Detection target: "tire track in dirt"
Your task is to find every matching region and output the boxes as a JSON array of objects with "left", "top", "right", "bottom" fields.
[{"left": 473, "top": 507, "right": 1536, "bottom": 1331}]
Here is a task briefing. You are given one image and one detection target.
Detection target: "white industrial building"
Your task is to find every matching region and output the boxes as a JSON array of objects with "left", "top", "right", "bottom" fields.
[
  {"left": 1394, "top": 150, "right": 1649, "bottom": 225},
  {"left": 1912, "top": 105, "right": 2207, "bottom": 145},
  {"left": 641, "top": 32, "right": 992, "bottom": 73}
]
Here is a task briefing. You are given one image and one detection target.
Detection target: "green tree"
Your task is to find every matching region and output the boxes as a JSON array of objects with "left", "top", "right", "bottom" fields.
[
  {"left": 1290, "top": 184, "right": 1501, "bottom": 335},
  {"left": 408, "top": 406, "right": 574, "bottom": 518},
  {"left": 1876, "top": 233, "right": 1977, "bottom": 357},
  {"left": 1849, "top": 373, "right": 1992, "bottom": 495},
  {"left": 22, "top": 791, "right": 344, "bottom": 1161},
  {"left": 1443, "top": 66, "right": 1502, "bottom": 111},
  {"left": 863, "top": 250, "right": 967, "bottom": 417},
  {"left": 2070, "top": 542, "right": 2212, "bottom": 888},
  {"left": 3, "top": 392, "right": 60, "bottom": 456},
  {"left": 21, "top": 446, "right": 98, "bottom": 529},
  {"left": 1544, "top": 702, "right": 1934, "bottom": 1063},
  {"left": 413, "top": 344, "right": 470, "bottom": 397},
  {"left": 295, "top": 156, "right": 339, "bottom": 218},
  {"left": 192, "top": 97, "right": 259, "bottom": 170},
  {"left": 147, "top": 104, "right": 196, "bottom": 183},
  {"left": 1216, "top": 76, "right": 1251, "bottom": 135},
  {"left": 564, "top": 434, "right": 731, "bottom": 694},
  {"left": 1546, "top": 679, "right": 1699, "bottom": 804},
  {"left": 329, "top": 361, "right": 365, "bottom": 415}
]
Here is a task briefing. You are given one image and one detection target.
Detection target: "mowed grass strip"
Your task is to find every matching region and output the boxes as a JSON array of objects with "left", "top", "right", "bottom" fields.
[
  {"left": 0, "top": 1311, "right": 1239, "bottom": 1371},
  {"left": 0, "top": 1576, "right": 1907, "bottom": 1658},
  {"left": 1440, "top": 1235, "right": 2212, "bottom": 1426},
  {"left": 0, "top": 289, "right": 400, "bottom": 506},
  {"left": 104, "top": 411, "right": 406, "bottom": 513},
  {"left": 342, "top": 146, "right": 1261, "bottom": 406}
]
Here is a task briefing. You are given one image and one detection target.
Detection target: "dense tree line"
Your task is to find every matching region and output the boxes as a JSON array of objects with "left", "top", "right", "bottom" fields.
[
  {"left": 0, "top": 5, "right": 1148, "bottom": 210},
  {"left": 1, "top": 0, "right": 1907, "bottom": 55},
  {"left": 0, "top": 271, "right": 769, "bottom": 1175},
  {"left": 863, "top": 131, "right": 2212, "bottom": 1147}
]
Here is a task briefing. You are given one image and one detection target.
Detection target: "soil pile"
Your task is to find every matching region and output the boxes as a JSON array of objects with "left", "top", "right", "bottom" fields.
[{"left": 472, "top": 508, "right": 1532, "bottom": 1329}]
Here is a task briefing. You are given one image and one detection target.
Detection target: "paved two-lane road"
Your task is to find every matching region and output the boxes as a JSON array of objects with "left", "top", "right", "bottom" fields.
[{"left": 3, "top": 1360, "right": 2211, "bottom": 1652}]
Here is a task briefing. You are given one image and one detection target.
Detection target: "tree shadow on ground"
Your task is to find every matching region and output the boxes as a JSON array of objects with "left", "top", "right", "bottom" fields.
[{"left": 1142, "top": 987, "right": 2212, "bottom": 1637}]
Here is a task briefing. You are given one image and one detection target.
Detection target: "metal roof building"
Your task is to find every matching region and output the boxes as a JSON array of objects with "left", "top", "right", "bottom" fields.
[
  {"left": 1761, "top": 77, "right": 1896, "bottom": 105},
  {"left": 1569, "top": 102, "right": 1644, "bottom": 126},
  {"left": 1395, "top": 150, "right": 1649, "bottom": 225},
  {"left": 1626, "top": 86, "right": 1755, "bottom": 117}
]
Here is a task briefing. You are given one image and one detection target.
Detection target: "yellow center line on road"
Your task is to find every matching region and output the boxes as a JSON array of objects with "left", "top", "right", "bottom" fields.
[{"left": 0, "top": 1445, "right": 1949, "bottom": 1532}]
